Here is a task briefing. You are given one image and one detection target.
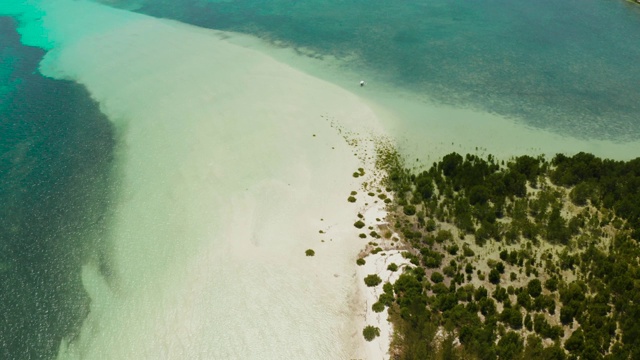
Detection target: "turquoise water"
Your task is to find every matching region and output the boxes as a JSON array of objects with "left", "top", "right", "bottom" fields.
[
  {"left": 118, "top": 0, "right": 640, "bottom": 141},
  {"left": 1, "top": 0, "right": 640, "bottom": 358},
  {"left": 0, "top": 16, "right": 115, "bottom": 359}
]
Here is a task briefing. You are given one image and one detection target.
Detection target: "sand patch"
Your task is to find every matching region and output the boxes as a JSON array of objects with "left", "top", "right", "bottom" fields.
[{"left": 17, "top": 1, "right": 389, "bottom": 358}]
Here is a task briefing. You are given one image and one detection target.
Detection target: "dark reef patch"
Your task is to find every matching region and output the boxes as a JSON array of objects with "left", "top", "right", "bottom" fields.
[{"left": 0, "top": 17, "right": 115, "bottom": 359}]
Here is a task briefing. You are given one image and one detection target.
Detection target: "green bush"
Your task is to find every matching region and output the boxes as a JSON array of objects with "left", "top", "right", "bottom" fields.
[
  {"left": 364, "top": 274, "right": 383, "bottom": 287},
  {"left": 379, "top": 293, "right": 394, "bottom": 306},
  {"left": 371, "top": 247, "right": 383, "bottom": 254},
  {"left": 426, "top": 219, "right": 437, "bottom": 232},
  {"left": 383, "top": 282, "right": 393, "bottom": 294},
  {"left": 354, "top": 220, "right": 365, "bottom": 229},
  {"left": 527, "top": 279, "right": 542, "bottom": 298},
  {"left": 443, "top": 265, "right": 456, "bottom": 277},
  {"left": 501, "top": 307, "right": 523, "bottom": 330},
  {"left": 372, "top": 301, "right": 385, "bottom": 313},
  {"left": 465, "top": 263, "right": 473, "bottom": 274},
  {"left": 430, "top": 272, "right": 445, "bottom": 283},
  {"left": 356, "top": 258, "right": 366, "bottom": 266},
  {"left": 348, "top": 196, "right": 357, "bottom": 203},
  {"left": 387, "top": 263, "right": 398, "bottom": 272},
  {"left": 403, "top": 204, "right": 417, "bottom": 216},
  {"left": 463, "top": 245, "right": 475, "bottom": 257},
  {"left": 363, "top": 325, "right": 381, "bottom": 341},
  {"left": 569, "top": 182, "right": 591, "bottom": 206},
  {"left": 489, "top": 269, "right": 500, "bottom": 284},
  {"left": 545, "top": 277, "right": 558, "bottom": 292},
  {"left": 436, "top": 230, "right": 453, "bottom": 243},
  {"left": 305, "top": 249, "right": 315, "bottom": 257}
]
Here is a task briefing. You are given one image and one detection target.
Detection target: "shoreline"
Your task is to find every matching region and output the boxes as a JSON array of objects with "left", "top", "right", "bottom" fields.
[
  {"left": 355, "top": 250, "right": 413, "bottom": 360},
  {"left": 3, "top": 1, "right": 639, "bottom": 359},
  {"left": 218, "top": 24, "right": 640, "bottom": 164},
  {"left": 27, "top": 1, "right": 392, "bottom": 358}
]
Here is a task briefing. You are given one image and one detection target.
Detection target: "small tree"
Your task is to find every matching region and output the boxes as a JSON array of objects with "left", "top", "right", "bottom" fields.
[
  {"left": 431, "top": 272, "right": 445, "bottom": 283},
  {"left": 489, "top": 269, "right": 501, "bottom": 284},
  {"left": 356, "top": 258, "right": 366, "bottom": 266},
  {"left": 426, "top": 219, "right": 437, "bottom": 232},
  {"left": 403, "top": 204, "right": 417, "bottom": 216},
  {"left": 545, "top": 277, "right": 558, "bottom": 292},
  {"left": 363, "top": 325, "right": 381, "bottom": 341},
  {"left": 354, "top": 220, "right": 365, "bottom": 229},
  {"left": 364, "top": 274, "right": 382, "bottom": 287},
  {"left": 305, "top": 249, "right": 315, "bottom": 256},
  {"left": 372, "top": 301, "right": 385, "bottom": 313},
  {"left": 527, "top": 279, "right": 542, "bottom": 298},
  {"left": 387, "top": 263, "right": 399, "bottom": 272}
]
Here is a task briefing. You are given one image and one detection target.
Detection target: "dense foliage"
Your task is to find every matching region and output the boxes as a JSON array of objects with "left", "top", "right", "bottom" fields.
[{"left": 376, "top": 150, "right": 640, "bottom": 359}]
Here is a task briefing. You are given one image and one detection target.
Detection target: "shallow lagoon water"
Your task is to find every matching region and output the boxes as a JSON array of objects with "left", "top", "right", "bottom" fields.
[{"left": 116, "top": 0, "right": 640, "bottom": 142}]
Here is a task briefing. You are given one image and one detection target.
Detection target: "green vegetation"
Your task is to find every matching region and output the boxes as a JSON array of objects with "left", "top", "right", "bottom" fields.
[
  {"left": 348, "top": 196, "right": 357, "bottom": 203},
  {"left": 357, "top": 258, "right": 366, "bottom": 266},
  {"left": 372, "top": 146, "right": 640, "bottom": 359},
  {"left": 305, "top": 249, "right": 315, "bottom": 257},
  {"left": 430, "top": 271, "right": 444, "bottom": 283},
  {"left": 372, "top": 301, "right": 385, "bottom": 313},
  {"left": 364, "top": 274, "right": 382, "bottom": 287},
  {"left": 354, "top": 220, "right": 365, "bottom": 229},
  {"left": 363, "top": 325, "right": 381, "bottom": 341}
]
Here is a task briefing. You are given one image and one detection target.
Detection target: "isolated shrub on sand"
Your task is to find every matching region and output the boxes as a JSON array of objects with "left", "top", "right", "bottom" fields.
[
  {"left": 364, "top": 274, "right": 382, "bottom": 287},
  {"left": 357, "top": 258, "right": 366, "bottom": 266},
  {"left": 354, "top": 220, "right": 366, "bottom": 229},
  {"left": 363, "top": 325, "right": 381, "bottom": 341},
  {"left": 305, "top": 249, "right": 315, "bottom": 257}
]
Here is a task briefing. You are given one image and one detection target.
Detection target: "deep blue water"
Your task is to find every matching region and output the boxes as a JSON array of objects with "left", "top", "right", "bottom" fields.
[
  {"left": 0, "top": 17, "right": 115, "bottom": 359},
  {"left": 121, "top": 0, "right": 640, "bottom": 142}
]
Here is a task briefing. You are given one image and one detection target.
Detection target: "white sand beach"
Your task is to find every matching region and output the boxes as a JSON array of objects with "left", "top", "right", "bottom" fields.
[
  {"left": 21, "top": 0, "right": 390, "bottom": 359},
  {"left": 356, "top": 251, "right": 413, "bottom": 360}
]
